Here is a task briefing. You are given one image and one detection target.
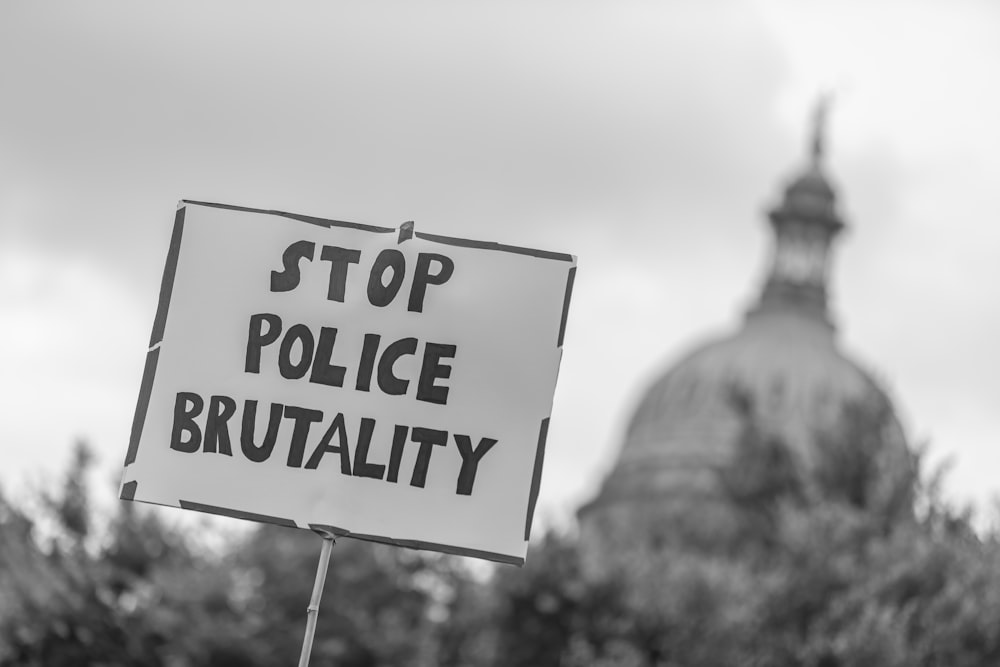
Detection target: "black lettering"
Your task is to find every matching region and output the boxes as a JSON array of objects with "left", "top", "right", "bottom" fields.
[
  {"left": 409, "top": 427, "right": 447, "bottom": 488},
  {"left": 279, "top": 324, "right": 314, "bottom": 380},
  {"left": 204, "top": 395, "right": 237, "bottom": 455},
  {"left": 377, "top": 337, "right": 417, "bottom": 395},
  {"left": 170, "top": 392, "right": 204, "bottom": 453},
  {"left": 352, "top": 417, "right": 385, "bottom": 479},
  {"left": 355, "top": 333, "right": 381, "bottom": 392},
  {"left": 386, "top": 425, "right": 410, "bottom": 483},
  {"left": 241, "top": 400, "right": 283, "bottom": 463},
  {"left": 245, "top": 313, "right": 282, "bottom": 373},
  {"left": 408, "top": 253, "right": 454, "bottom": 312},
  {"left": 320, "top": 246, "right": 361, "bottom": 302},
  {"left": 284, "top": 405, "right": 324, "bottom": 468},
  {"left": 454, "top": 434, "right": 498, "bottom": 495},
  {"left": 270, "top": 240, "right": 316, "bottom": 292},
  {"left": 305, "top": 412, "right": 352, "bottom": 474},
  {"left": 309, "top": 327, "right": 347, "bottom": 387},
  {"left": 416, "top": 342, "right": 456, "bottom": 405},
  {"left": 367, "top": 249, "right": 406, "bottom": 307}
]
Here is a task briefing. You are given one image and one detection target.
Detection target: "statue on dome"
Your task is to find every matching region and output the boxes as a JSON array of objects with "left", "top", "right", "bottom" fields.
[{"left": 811, "top": 92, "right": 834, "bottom": 164}]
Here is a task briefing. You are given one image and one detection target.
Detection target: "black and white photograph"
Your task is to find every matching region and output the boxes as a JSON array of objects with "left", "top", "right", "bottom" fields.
[{"left": 1, "top": 2, "right": 999, "bottom": 665}]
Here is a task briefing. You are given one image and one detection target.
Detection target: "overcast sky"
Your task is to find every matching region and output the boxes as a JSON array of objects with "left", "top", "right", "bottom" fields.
[{"left": 2, "top": 1, "right": 999, "bottom": 527}]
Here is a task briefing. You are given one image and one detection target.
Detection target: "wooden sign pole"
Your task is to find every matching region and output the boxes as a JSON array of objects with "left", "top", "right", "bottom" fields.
[{"left": 297, "top": 531, "right": 337, "bottom": 667}]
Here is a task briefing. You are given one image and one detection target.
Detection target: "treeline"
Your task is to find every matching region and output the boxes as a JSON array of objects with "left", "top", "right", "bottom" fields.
[{"left": 2, "top": 400, "right": 1000, "bottom": 666}]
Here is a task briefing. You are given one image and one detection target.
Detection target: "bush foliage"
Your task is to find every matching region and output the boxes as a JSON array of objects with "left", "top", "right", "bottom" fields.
[{"left": 2, "top": 400, "right": 999, "bottom": 666}]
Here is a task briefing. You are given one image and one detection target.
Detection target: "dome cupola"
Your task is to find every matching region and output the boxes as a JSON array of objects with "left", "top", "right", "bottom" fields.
[{"left": 753, "top": 95, "right": 844, "bottom": 325}]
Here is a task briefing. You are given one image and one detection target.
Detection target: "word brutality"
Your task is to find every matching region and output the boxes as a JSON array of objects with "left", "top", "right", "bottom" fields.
[{"left": 168, "top": 241, "right": 499, "bottom": 496}]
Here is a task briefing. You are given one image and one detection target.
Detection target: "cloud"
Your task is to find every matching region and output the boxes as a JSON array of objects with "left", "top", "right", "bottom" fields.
[
  {"left": 2, "top": 0, "right": 998, "bottom": 522},
  {"left": 0, "top": 1, "right": 789, "bottom": 261},
  {"left": 0, "top": 244, "right": 150, "bottom": 493}
]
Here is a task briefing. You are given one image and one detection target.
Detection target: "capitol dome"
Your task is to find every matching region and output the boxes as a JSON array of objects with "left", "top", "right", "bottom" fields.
[
  {"left": 578, "top": 105, "right": 908, "bottom": 552},
  {"left": 594, "top": 310, "right": 893, "bottom": 507}
]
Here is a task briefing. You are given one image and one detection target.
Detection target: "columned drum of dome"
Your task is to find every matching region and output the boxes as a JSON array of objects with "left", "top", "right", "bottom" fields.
[{"left": 578, "top": 105, "right": 908, "bottom": 558}]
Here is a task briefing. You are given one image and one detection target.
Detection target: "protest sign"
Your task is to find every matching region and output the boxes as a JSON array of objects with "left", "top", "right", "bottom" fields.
[{"left": 120, "top": 201, "right": 575, "bottom": 565}]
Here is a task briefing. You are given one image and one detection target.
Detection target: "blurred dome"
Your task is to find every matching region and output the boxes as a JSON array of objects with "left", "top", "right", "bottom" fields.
[
  {"left": 578, "top": 106, "right": 908, "bottom": 556},
  {"left": 585, "top": 309, "right": 892, "bottom": 510}
]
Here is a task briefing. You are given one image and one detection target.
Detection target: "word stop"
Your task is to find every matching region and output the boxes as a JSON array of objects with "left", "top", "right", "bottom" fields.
[{"left": 271, "top": 241, "right": 455, "bottom": 312}]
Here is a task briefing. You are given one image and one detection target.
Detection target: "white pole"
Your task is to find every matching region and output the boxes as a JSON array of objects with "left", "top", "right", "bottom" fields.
[{"left": 297, "top": 534, "right": 336, "bottom": 667}]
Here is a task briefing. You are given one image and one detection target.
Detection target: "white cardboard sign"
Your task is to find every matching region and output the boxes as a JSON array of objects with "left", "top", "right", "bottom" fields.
[{"left": 120, "top": 201, "right": 576, "bottom": 565}]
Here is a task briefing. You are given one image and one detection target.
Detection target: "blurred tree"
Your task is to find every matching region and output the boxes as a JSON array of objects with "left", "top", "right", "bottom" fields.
[
  {"left": 810, "top": 395, "right": 919, "bottom": 530},
  {"left": 228, "top": 527, "right": 456, "bottom": 667},
  {"left": 3, "top": 398, "right": 1000, "bottom": 667},
  {"left": 481, "top": 396, "right": 1000, "bottom": 667},
  {"left": 0, "top": 442, "right": 259, "bottom": 666},
  {"left": 0, "top": 443, "right": 477, "bottom": 666}
]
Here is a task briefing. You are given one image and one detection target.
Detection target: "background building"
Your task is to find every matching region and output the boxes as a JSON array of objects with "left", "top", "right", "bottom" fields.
[{"left": 579, "top": 108, "right": 909, "bottom": 555}]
